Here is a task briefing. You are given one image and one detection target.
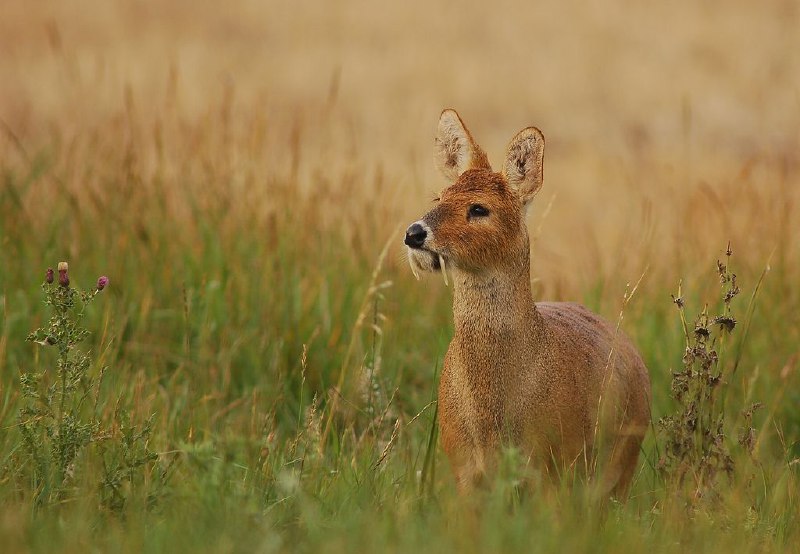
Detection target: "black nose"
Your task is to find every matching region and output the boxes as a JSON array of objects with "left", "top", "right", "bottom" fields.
[{"left": 404, "top": 223, "right": 427, "bottom": 248}]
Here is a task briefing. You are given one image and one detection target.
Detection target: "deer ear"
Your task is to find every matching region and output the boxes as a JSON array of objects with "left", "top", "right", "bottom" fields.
[
  {"left": 435, "top": 109, "right": 491, "bottom": 181},
  {"left": 502, "top": 127, "right": 544, "bottom": 205}
]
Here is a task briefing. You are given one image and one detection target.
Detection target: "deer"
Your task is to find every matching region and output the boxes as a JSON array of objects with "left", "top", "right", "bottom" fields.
[{"left": 404, "top": 109, "right": 651, "bottom": 499}]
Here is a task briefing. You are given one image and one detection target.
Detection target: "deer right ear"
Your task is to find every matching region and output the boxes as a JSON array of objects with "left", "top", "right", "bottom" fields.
[
  {"left": 502, "top": 127, "right": 545, "bottom": 205},
  {"left": 435, "top": 109, "right": 490, "bottom": 181}
]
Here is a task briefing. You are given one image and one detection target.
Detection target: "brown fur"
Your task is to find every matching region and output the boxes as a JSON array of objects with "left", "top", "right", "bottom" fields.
[{"left": 406, "top": 110, "right": 651, "bottom": 498}]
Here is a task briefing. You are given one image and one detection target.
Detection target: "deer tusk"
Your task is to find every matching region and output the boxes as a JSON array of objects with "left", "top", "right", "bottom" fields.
[{"left": 408, "top": 254, "right": 421, "bottom": 281}]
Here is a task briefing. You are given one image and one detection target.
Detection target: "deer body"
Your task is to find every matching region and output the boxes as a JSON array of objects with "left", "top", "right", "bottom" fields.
[{"left": 406, "top": 110, "right": 651, "bottom": 497}]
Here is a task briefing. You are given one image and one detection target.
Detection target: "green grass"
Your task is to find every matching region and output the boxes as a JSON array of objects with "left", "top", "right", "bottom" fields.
[{"left": 1, "top": 110, "right": 799, "bottom": 553}]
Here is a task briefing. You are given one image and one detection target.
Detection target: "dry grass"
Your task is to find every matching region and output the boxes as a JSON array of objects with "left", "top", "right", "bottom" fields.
[{"left": 2, "top": 0, "right": 798, "bottom": 287}]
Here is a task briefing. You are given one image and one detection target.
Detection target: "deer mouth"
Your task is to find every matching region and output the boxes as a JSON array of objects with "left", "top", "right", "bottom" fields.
[
  {"left": 407, "top": 247, "right": 446, "bottom": 280},
  {"left": 408, "top": 247, "right": 439, "bottom": 270}
]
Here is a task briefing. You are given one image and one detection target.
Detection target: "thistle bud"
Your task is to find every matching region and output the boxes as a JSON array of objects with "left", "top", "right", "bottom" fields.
[
  {"left": 58, "top": 261, "right": 69, "bottom": 288},
  {"left": 96, "top": 276, "right": 109, "bottom": 291},
  {"left": 45, "top": 268, "right": 54, "bottom": 284}
]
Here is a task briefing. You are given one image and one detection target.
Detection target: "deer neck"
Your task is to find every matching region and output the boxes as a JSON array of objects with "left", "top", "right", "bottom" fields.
[
  {"left": 448, "top": 251, "right": 542, "bottom": 438},
  {"left": 451, "top": 253, "right": 540, "bottom": 345}
]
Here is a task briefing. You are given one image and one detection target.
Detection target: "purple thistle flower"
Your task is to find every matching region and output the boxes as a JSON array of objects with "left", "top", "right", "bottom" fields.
[
  {"left": 96, "top": 276, "right": 109, "bottom": 291},
  {"left": 45, "top": 268, "right": 54, "bottom": 284}
]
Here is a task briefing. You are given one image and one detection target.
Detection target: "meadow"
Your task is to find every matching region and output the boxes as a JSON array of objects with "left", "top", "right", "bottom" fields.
[{"left": 0, "top": 1, "right": 799, "bottom": 552}]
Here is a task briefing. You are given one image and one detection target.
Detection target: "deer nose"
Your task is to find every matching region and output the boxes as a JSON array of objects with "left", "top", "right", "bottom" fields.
[{"left": 404, "top": 223, "right": 427, "bottom": 249}]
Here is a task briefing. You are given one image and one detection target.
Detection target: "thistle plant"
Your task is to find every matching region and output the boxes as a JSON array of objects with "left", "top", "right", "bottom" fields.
[
  {"left": 16, "top": 262, "right": 157, "bottom": 511},
  {"left": 658, "top": 245, "right": 761, "bottom": 505}
]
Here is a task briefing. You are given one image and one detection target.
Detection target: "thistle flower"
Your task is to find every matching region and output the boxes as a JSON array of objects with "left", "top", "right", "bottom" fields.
[
  {"left": 58, "top": 261, "right": 69, "bottom": 288},
  {"left": 96, "top": 276, "right": 109, "bottom": 291},
  {"left": 45, "top": 268, "right": 54, "bottom": 284}
]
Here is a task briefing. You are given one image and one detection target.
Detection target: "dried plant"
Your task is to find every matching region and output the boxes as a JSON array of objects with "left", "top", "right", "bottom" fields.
[{"left": 659, "top": 245, "right": 761, "bottom": 505}]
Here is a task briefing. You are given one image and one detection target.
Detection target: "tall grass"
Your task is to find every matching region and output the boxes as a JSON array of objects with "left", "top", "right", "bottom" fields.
[{"left": 1, "top": 1, "right": 799, "bottom": 552}]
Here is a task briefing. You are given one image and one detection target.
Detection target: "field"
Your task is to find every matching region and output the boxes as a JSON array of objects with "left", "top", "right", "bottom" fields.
[{"left": 1, "top": 1, "right": 799, "bottom": 552}]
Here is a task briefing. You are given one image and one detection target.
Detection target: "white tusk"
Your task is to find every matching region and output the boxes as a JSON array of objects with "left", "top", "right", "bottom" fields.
[
  {"left": 409, "top": 255, "right": 421, "bottom": 280},
  {"left": 439, "top": 254, "right": 449, "bottom": 287}
]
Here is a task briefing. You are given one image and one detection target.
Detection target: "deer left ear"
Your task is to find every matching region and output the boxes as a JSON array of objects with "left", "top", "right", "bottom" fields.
[
  {"left": 502, "top": 127, "right": 544, "bottom": 205},
  {"left": 435, "top": 109, "right": 491, "bottom": 182}
]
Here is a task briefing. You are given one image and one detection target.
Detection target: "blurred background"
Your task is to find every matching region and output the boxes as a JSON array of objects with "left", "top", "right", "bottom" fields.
[
  {"left": 2, "top": 0, "right": 798, "bottom": 283},
  {"left": 2, "top": 0, "right": 798, "bottom": 402}
]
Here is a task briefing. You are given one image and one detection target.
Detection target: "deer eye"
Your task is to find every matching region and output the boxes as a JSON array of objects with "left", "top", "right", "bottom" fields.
[{"left": 467, "top": 204, "right": 490, "bottom": 218}]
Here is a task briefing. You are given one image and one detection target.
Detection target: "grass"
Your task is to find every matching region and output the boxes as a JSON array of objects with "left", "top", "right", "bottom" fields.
[{"left": 1, "top": 1, "right": 799, "bottom": 552}]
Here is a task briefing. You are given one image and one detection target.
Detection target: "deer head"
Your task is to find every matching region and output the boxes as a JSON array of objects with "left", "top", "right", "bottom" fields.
[{"left": 405, "top": 109, "right": 545, "bottom": 278}]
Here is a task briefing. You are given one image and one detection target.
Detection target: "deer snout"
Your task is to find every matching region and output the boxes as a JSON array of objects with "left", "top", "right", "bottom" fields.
[{"left": 404, "top": 222, "right": 427, "bottom": 249}]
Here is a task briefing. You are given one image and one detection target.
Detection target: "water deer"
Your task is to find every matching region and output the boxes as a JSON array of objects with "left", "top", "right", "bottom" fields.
[{"left": 405, "top": 110, "right": 651, "bottom": 498}]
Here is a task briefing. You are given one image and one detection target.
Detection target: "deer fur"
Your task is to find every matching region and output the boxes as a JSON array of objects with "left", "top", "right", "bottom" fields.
[{"left": 405, "top": 109, "right": 651, "bottom": 498}]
